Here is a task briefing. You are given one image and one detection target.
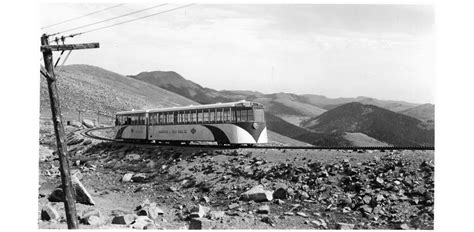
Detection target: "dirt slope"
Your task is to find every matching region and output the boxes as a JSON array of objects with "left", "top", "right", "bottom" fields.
[{"left": 40, "top": 65, "right": 197, "bottom": 122}]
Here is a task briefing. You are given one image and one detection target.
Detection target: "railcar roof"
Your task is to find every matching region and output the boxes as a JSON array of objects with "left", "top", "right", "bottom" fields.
[{"left": 116, "top": 100, "right": 263, "bottom": 115}]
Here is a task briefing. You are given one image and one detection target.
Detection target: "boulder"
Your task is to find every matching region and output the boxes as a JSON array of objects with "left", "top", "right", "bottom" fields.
[
  {"left": 41, "top": 204, "right": 59, "bottom": 221},
  {"left": 261, "top": 216, "right": 275, "bottom": 226},
  {"left": 296, "top": 212, "right": 308, "bottom": 218},
  {"left": 257, "top": 205, "right": 270, "bottom": 214},
  {"left": 209, "top": 211, "right": 225, "bottom": 220},
  {"left": 48, "top": 175, "right": 95, "bottom": 205},
  {"left": 131, "top": 173, "right": 147, "bottom": 183},
  {"left": 189, "top": 218, "right": 214, "bottom": 230},
  {"left": 122, "top": 173, "right": 133, "bottom": 182},
  {"left": 80, "top": 208, "right": 103, "bottom": 225},
  {"left": 85, "top": 216, "right": 103, "bottom": 226},
  {"left": 273, "top": 188, "right": 288, "bottom": 200},
  {"left": 274, "top": 199, "right": 285, "bottom": 205},
  {"left": 200, "top": 196, "right": 210, "bottom": 204},
  {"left": 146, "top": 160, "right": 157, "bottom": 169},
  {"left": 130, "top": 216, "right": 156, "bottom": 229},
  {"left": 125, "top": 153, "right": 141, "bottom": 161},
  {"left": 111, "top": 214, "right": 136, "bottom": 225},
  {"left": 299, "top": 191, "right": 310, "bottom": 200},
  {"left": 135, "top": 200, "right": 164, "bottom": 220},
  {"left": 70, "top": 120, "right": 83, "bottom": 128},
  {"left": 399, "top": 223, "right": 410, "bottom": 230},
  {"left": 190, "top": 204, "right": 210, "bottom": 218},
  {"left": 228, "top": 203, "right": 239, "bottom": 210},
  {"left": 359, "top": 205, "right": 372, "bottom": 214},
  {"left": 82, "top": 119, "right": 95, "bottom": 128},
  {"left": 337, "top": 222, "right": 355, "bottom": 230},
  {"left": 241, "top": 185, "right": 273, "bottom": 202},
  {"left": 311, "top": 220, "right": 322, "bottom": 226}
]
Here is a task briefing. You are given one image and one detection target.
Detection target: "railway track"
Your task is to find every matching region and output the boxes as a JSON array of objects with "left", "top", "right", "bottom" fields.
[{"left": 81, "top": 127, "right": 435, "bottom": 151}]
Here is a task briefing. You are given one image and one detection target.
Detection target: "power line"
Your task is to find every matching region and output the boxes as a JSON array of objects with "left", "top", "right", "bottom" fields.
[
  {"left": 51, "top": 3, "right": 168, "bottom": 36},
  {"left": 57, "top": 4, "right": 196, "bottom": 38},
  {"left": 41, "top": 4, "right": 125, "bottom": 30}
]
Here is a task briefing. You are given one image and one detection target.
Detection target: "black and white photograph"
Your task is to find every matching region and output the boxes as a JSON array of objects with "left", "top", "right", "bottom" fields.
[{"left": 32, "top": 0, "right": 442, "bottom": 230}]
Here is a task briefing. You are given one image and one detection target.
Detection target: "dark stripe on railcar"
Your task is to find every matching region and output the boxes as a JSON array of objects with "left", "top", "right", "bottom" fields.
[
  {"left": 115, "top": 126, "right": 127, "bottom": 139},
  {"left": 234, "top": 122, "right": 266, "bottom": 142},
  {"left": 202, "top": 125, "right": 231, "bottom": 144}
]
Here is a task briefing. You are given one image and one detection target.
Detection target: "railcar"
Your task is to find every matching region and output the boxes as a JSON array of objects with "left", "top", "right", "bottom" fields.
[{"left": 114, "top": 101, "right": 268, "bottom": 145}]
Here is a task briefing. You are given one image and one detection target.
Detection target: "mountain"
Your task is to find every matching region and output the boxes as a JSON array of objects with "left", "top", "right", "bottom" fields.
[
  {"left": 399, "top": 103, "right": 435, "bottom": 122},
  {"left": 301, "top": 102, "right": 434, "bottom": 146},
  {"left": 40, "top": 65, "right": 197, "bottom": 122}
]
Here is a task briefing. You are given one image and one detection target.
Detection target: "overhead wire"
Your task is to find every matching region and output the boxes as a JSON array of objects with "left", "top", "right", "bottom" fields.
[
  {"left": 41, "top": 3, "right": 125, "bottom": 30},
  {"left": 69, "top": 4, "right": 196, "bottom": 37},
  {"left": 50, "top": 4, "right": 196, "bottom": 41},
  {"left": 50, "top": 3, "right": 168, "bottom": 36}
]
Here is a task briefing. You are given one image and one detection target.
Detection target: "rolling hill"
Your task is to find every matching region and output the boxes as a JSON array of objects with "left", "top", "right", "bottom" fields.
[
  {"left": 301, "top": 102, "right": 434, "bottom": 146},
  {"left": 40, "top": 65, "right": 197, "bottom": 121},
  {"left": 399, "top": 103, "right": 435, "bottom": 122}
]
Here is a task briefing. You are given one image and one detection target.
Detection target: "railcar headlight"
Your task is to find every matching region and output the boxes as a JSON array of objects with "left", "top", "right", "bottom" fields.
[{"left": 252, "top": 122, "right": 258, "bottom": 129}]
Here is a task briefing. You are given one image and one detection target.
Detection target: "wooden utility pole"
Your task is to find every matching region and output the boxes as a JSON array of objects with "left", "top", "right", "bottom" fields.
[{"left": 40, "top": 34, "right": 99, "bottom": 229}]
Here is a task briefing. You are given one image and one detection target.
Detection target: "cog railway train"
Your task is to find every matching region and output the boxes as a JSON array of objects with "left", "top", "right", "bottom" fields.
[{"left": 114, "top": 101, "right": 268, "bottom": 145}]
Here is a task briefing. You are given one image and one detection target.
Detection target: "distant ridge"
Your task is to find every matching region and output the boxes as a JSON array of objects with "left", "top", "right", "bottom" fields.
[
  {"left": 301, "top": 102, "right": 434, "bottom": 146},
  {"left": 128, "top": 70, "right": 426, "bottom": 123},
  {"left": 399, "top": 103, "right": 435, "bottom": 122}
]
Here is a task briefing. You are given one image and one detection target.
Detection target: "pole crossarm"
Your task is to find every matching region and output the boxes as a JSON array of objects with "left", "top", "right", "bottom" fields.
[{"left": 41, "top": 43, "right": 99, "bottom": 52}]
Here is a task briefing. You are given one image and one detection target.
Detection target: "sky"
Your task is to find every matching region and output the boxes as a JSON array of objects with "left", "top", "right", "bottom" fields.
[{"left": 40, "top": 3, "right": 435, "bottom": 104}]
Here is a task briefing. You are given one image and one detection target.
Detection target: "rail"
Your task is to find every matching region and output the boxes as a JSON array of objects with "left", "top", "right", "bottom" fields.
[{"left": 81, "top": 127, "right": 435, "bottom": 151}]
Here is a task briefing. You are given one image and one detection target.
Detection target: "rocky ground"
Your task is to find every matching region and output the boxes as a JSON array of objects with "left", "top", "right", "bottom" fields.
[{"left": 38, "top": 119, "right": 434, "bottom": 229}]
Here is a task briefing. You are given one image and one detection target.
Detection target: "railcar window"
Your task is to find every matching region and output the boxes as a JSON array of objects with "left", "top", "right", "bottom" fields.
[
  {"left": 235, "top": 109, "right": 241, "bottom": 122},
  {"left": 247, "top": 109, "right": 254, "bottom": 121},
  {"left": 169, "top": 112, "right": 174, "bottom": 124},
  {"left": 222, "top": 108, "right": 229, "bottom": 122},
  {"left": 197, "top": 110, "right": 203, "bottom": 123},
  {"left": 210, "top": 110, "right": 215, "bottom": 123},
  {"left": 203, "top": 109, "right": 208, "bottom": 123},
  {"left": 242, "top": 109, "right": 248, "bottom": 122},
  {"left": 254, "top": 109, "right": 265, "bottom": 122},
  {"left": 216, "top": 109, "right": 222, "bottom": 123},
  {"left": 190, "top": 110, "right": 195, "bottom": 123},
  {"left": 154, "top": 114, "right": 158, "bottom": 125}
]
